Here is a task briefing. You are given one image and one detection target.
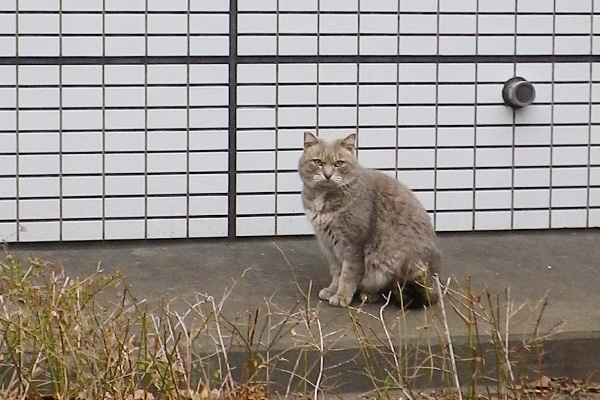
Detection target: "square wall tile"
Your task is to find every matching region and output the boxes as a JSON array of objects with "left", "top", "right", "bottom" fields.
[
  {"left": 358, "top": 106, "right": 397, "bottom": 126},
  {"left": 437, "top": 148, "right": 474, "bottom": 168},
  {"left": 475, "top": 190, "right": 512, "bottom": 210},
  {"left": 360, "top": 63, "right": 398, "bottom": 84},
  {"left": 236, "top": 216, "right": 275, "bottom": 236},
  {"left": 551, "top": 188, "right": 587, "bottom": 208},
  {"left": 104, "top": 220, "right": 145, "bottom": 240},
  {"left": 0, "top": 155, "right": 17, "bottom": 175},
  {"left": 237, "top": 194, "right": 275, "bottom": 215},
  {"left": 550, "top": 209, "right": 587, "bottom": 228},
  {"left": 63, "top": 176, "right": 102, "bottom": 196},
  {"left": 147, "top": 219, "right": 187, "bottom": 238},
  {"left": 189, "top": 196, "right": 228, "bottom": 216},
  {"left": 147, "top": 175, "right": 187, "bottom": 195},
  {"left": 514, "top": 189, "right": 550, "bottom": 209},
  {"left": 279, "top": 107, "right": 317, "bottom": 128},
  {"left": 19, "top": 222, "right": 60, "bottom": 242},
  {"left": 0, "top": 223, "right": 18, "bottom": 243},
  {"left": 436, "top": 190, "right": 473, "bottom": 210},
  {"left": 147, "top": 197, "right": 187, "bottom": 217},
  {"left": 276, "top": 215, "right": 313, "bottom": 235},
  {"left": 189, "top": 174, "right": 229, "bottom": 194},
  {"left": 277, "top": 150, "right": 302, "bottom": 170},
  {"left": 514, "top": 168, "right": 550, "bottom": 188},
  {"left": 320, "top": 36, "right": 358, "bottom": 55},
  {"left": 238, "top": 36, "right": 276, "bottom": 56},
  {"left": 476, "top": 148, "right": 512, "bottom": 168},
  {"left": 436, "top": 170, "right": 474, "bottom": 189},
  {"left": 590, "top": 210, "right": 600, "bottom": 228},
  {"left": 319, "top": 85, "right": 357, "bottom": 105},
  {"left": 237, "top": 173, "right": 275, "bottom": 193},
  {"left": 189, "top": 218, "right": 228, "bottom": 237},
  {"left": 435, "top": 212, "right": 473, "bottom": 231},
  {"left": 105, "top": 37, "right": 146, "bottom": 57},
  {"left": 513, "top": 210, "right": 549, "bottom": 229},
  {"left": 552, "top": 167, "right": 588, "bottom": 187},
  {"left": 0, "top": 200, "right": 16, "bottom": 220},
  {"left": 397, "top": 149, "right": 435, "bottom": 169},
  {"left": 398, "top": 128, "right": 436, "bottom": 147},
  {"left": 19, "top": 199, "right": 59, "bottom": 220},
  {"left": 105, "top": 176, "right": 146, "bottom": 196},
  {"left": 359, "top": 148, "right": 396, "bottom": 169},
  {"left": 62, "top": 221, "right": 103, "bottom": 241},
  {"left": 474, "top": 211, "right": 512, "bottom": 230},
  {"left": 62, "top": 131, "right": 104, "bottom": 153},
  {"left": 476, "top": 169, "right": 512, "bottom": 188},
  {"left": 19, "top": 177, "right": 59, "bottom": 198},
  {"left": 62, "top": 37, "right": 103, "bottom": 56},
  {"left": 277, "top": 194, "right": 303, "bottom": 214},
  {"left": 359, "top": 36, "right": 398, "bottom": 55},
  {"left": 105, "top": 197, "right": 145, "bottom": 218},
  {"left": 358, "top": 128, "right": 397, "bottom": 147},
  {"left": 62, "top": 198, "right": 103, "bottom": 219}
]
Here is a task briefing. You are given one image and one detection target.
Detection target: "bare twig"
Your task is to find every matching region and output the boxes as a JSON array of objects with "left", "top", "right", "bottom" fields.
[
  {"left": 504, "top": 288, "right": 515, "bottom": 383},
  {"left": 313, "top": 316, "right": 324, "bottom": 400},
  {"left": 208, "top": 295, "right": 236, "bottom": 393},
  {"left": 379, "top": 292, "right": 414, "bottom": 400},
  {"left": 435, "top": 273, "right": 463, "bottom": 400}
]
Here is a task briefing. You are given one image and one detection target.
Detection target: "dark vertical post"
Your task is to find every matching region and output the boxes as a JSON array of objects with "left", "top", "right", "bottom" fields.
[{"left": 228, "top": 0, "right": 238, "bottom": 238}]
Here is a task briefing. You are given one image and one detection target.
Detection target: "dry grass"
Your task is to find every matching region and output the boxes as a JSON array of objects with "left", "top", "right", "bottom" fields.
[{"left": 0, "top": 248, "right": 588, "bottom": 400}]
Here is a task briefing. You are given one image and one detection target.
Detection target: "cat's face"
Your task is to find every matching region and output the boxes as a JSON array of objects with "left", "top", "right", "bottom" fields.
[{"left": 299, "top": 132, "right": 359, "bottom": 189}]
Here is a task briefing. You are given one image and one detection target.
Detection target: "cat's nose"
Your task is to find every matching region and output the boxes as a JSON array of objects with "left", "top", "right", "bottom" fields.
[{"left": 323, "top": 165, "right": 334, "bottom": 179}]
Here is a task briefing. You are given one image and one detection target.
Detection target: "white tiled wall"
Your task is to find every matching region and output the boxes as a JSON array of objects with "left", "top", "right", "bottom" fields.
[{"left": 0, "top": 0, "right": 598, "bottom": 241}]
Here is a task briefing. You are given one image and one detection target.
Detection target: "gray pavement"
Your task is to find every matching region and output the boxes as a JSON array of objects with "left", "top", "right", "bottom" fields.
[{"left": 4, "top": 229, "right": 600, "bottom": 394}]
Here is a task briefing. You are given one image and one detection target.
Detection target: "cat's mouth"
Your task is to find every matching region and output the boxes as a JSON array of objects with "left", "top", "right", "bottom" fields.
[
  {"left": 311, "top": 175, "right": 350, "bottom": 192},
  {"left": 313, "top": 175, "right": 339, "bottom": 185}
]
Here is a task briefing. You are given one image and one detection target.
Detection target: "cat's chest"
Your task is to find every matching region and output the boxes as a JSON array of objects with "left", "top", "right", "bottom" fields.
[{"left": 303, "top": 194, "right": 337, "bottom": 228}]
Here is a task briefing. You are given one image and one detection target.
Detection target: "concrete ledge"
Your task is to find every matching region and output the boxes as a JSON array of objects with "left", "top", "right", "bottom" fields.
[{"left": 6, "top": 229, "right": 600, "bottom": 394}]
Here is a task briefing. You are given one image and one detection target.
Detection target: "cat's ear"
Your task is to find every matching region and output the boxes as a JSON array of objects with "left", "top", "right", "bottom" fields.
[
  {"left": 303, "top": 131, "right": 318, "bottom": 150},
  {"left": 340, "top": 133, "right": 356, "bottom": 153}
]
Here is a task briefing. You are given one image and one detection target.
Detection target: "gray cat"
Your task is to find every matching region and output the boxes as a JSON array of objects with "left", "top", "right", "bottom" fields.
[{"left": 299, "top": 131, "right": 441, "bottom": 308}]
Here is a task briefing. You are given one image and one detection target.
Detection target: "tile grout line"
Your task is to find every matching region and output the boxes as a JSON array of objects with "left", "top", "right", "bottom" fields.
[
  {"left": 394, "top": 0, "right": 400, "bottom": 181},
  {"left": 433, "top": 0, "right": 440, "bottom": 230},
  {"left": 274, "top": 0, "right": 280, "bottom": 236},
  {"left": 144, "top": 0, "right": 149, "bottom": 239},
  {"left": 14, "top": 0, "right": 19, "bottom": 242},
  {"left": 587, "top": 1, "right": 594, "bottom": 228},
  {"left": 59, "top": 0, "right": 63, "bottom": 241},
  {"left": 510, "top": 0, "right": 518, "bottom": 230},
  {"left": 472, "top": 0, "right": 480, "bottom": 231},
  {"left": 186, "top": 0, "right": 191, "bottom": 238},
  {"left": 102, "top": 0, "right": 106, "bottom": 240},
  {"left": 549, "top": 0, "right": 557, "bottom": 229}
]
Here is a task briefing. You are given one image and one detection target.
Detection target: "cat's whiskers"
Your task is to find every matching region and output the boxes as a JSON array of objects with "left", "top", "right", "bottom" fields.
[{"left": 333, "top": 176, "right": 355, "bottom": 191}]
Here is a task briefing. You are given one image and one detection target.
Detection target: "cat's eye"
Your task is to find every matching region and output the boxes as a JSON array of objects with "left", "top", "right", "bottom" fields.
[
  {"left": 334, "top": 160, "right": 345, "bottom": 167},
  {"left": 312, "top": 159, "right": 323, "bottom": 166}
]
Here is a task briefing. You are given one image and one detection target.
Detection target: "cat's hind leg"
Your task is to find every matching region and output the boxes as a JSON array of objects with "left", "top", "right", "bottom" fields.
[
  {"left": 418, "top": 270, "right": 440, "bottom": 306},
  {"left": 395, "top": 261, "right": 439, "bottom": 308}
]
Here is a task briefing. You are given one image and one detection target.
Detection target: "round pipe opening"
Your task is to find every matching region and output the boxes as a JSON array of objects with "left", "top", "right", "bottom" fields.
[{"left": 502, "top": 77, "right": 536, "bottom": 109}]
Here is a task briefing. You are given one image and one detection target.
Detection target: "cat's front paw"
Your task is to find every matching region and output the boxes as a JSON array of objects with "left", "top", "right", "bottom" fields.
[
  {"left": 328, "top": 294, "right": 350, "bottom": 307},
  {"left": 319, "top": 288, "right": 334, "bottom": 301}
]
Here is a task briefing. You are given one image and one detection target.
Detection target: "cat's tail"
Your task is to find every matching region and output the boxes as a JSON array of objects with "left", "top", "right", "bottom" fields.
[{"left": 392, "top": 260, "right": 440, "bottom": 309}]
